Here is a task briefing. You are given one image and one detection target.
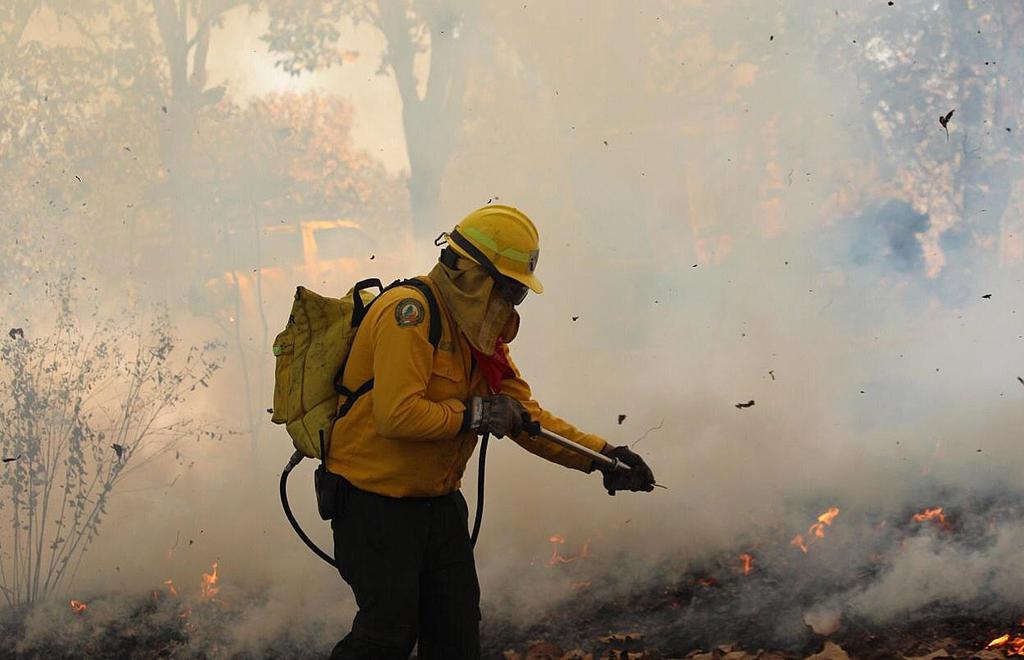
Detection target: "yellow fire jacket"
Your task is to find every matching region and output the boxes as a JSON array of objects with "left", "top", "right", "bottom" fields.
[{"left": 326, "top": 276, "right": 609, "bottom": 498}]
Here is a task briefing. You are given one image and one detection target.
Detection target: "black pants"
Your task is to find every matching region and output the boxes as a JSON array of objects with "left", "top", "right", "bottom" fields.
[{"left": 329, "top": 480, "right": 481, "bottom": 660}]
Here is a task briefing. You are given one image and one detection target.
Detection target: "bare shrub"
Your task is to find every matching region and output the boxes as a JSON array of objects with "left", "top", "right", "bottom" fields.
[{"left": 0, "top": 278, "right": 224, "bottom": 606}]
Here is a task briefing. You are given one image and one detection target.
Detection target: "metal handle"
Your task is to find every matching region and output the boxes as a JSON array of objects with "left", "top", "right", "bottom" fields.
[
  {"left": 524, "top": 419, "right": 667, "bottom": 488},
  {"left": 532, "top": 428, "right": 631, "bottom": 471}
]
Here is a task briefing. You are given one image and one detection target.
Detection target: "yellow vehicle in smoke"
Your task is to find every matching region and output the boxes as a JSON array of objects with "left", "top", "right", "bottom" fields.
[{"left": 196, "top": 218, "right": 376, "bottom": 327}]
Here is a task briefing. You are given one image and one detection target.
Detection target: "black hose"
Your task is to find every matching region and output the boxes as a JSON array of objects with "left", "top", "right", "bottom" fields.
[
  {"left": 280, "top": 451, "right": 336, "bottom": 568},
  {"left": 282, "top": 428, "right": 491, "bottom": 564},
  {"left": 469, "top": 432, "right": 489, "bottom": 548}
]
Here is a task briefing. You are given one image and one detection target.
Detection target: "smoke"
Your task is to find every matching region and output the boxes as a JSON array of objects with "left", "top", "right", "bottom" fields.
[{"left": 3, "top": 0, "right": 1024, "bottom": 655}]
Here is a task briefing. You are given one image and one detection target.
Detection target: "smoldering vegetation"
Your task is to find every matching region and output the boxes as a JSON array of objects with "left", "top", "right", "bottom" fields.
[{"left": 2, "top": 1, "right": 1024, "bottom": 657}]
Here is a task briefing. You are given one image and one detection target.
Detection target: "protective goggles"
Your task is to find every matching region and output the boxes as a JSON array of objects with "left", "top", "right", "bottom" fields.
[{"left": 493, "top": 273, "right": 529, "bottom": 305}]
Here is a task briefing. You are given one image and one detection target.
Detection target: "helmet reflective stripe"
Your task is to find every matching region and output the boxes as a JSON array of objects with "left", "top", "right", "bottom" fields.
[{"left": 460, "top": 226, "right": 534, "bottom": 264}]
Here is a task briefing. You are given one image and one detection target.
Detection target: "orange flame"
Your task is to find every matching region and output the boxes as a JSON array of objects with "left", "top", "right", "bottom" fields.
[
  {"left": 695, "top": 577, "right": 718, "bottom": 588},
  {"left": 912, "top": 507, "right": 950, "bottom": 530},
  {"left": 989, "top": 634, "right": 1010, "bottom": 647},
  {"left": 987, "top": 633, "right": 1024, "bottom": 654},
  {"left": 201, "top": 562, "right": 219, "bottom": 600},
  {"left": 546, "top": 534, "right": 590, "bottom": 567},
  {"left": 809, "top": 507, "right": 840, "bottom": 539},
  {"left": 740, "top": 553, "right": 754, "bottom": 576},
  {"left": 793, "top": 507, "right": 839, "bottom": 553},
  {"left": 69, "top": 599, "right": 87, "bottom": 614},
  {"left": 164, "top": 579, "right": 178, "bottom": 597},
  {"left": 987, "top": 632, "right": 1024, "bottom": 655}
]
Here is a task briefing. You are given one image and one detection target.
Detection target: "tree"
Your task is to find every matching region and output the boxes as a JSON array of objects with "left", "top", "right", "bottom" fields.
[
  {"left": 819, "top": 1, "right": 1024, "bottom": 288},
  {"left": 262, "top": 0, "right": 481, "bottom": 237},
  {"left": 187, "top": 91, "right": 408, "bottom": 453},
  {"left": 0, "top": 276, "right": 224, "bottom": 605}
]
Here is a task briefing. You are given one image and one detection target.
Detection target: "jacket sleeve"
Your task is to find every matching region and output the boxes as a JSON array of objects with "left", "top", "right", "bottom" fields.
[
  {"left": 369, "top": 291, "right": 466, "bottom": 441},
  {"left": 498, "top": 343, "right": 609, "bottom": 473}
]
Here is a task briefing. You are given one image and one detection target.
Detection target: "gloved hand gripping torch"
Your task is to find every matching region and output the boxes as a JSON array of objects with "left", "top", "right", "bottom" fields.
[
  {"left": 281, "top": 402, "right": 662, "bottom": 568},
  {"left": 520, "top": 418, "right": 664, "bottom": 494}
]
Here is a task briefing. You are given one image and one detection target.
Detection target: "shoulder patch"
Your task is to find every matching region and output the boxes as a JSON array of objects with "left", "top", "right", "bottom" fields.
[{"left": 394, "top": 298, "right": 425, "bottom": 327}]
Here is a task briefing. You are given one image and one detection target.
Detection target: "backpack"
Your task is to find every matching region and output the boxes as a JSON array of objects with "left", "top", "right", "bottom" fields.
[{"left": 270, "top": 277, "right": 441, "bottom": 459}]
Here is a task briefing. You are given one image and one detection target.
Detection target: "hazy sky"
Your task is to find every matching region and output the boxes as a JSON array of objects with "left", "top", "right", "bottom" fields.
[{"left": 207, "top": 8, "right": 410, "bottom": 173}]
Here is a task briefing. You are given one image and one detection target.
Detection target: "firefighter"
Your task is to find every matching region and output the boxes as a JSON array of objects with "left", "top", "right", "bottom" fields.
[{"left": 326, "top": 205, "right": 656, "bottom": 660}]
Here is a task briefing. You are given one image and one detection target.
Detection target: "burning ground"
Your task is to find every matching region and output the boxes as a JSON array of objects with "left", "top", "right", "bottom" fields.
[
  {"left": 9, "top": 490, "right": 1024, "bottom": 658},
  {"left": 485, "top": 496, "right": 1024, "bottom": 659}
]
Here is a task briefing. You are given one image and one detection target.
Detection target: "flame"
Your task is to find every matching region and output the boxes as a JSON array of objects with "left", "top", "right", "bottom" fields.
[
  {"left": 911, "top": 507, "right": 950, "bottom": 530},
  {"left": 989, "top": 634, "right": 1011, "bottom": 647},
  {"left": 546, "top": 534, "right": 590, "bottom": 567},
  {"left": 695, "top": 577, "right": 718, "bottom": 588},
  {"left": 809, "top": 507, "right": 840, "bottom": 539},
  {"left": 987, "top": 632, "right": 1024, "bottom": 655},
  {"left": 69, "top": 599, "right": 87, "bottom": 614},
  {"left": 987, "top": 633, "right": 1024, "bottom": 654},
  {"left": 179, "top": 606, "right": 192, "bottom": 620},
  {"left": 740, "top": 553, "right": 754, "bottom": 576},
  {"left": 164, "top": 579, "right": 178, "bottom": 597},
  {"left": 793, "top": 507, "right": 840, "bottom": 552},
  {"left": 201, "top": 562, "right": 219, "bottom": 600}
]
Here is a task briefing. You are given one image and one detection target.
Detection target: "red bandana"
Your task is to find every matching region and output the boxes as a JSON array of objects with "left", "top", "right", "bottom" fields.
[{"left": 470, "top": 339, "right": 515, "bottom": 394}]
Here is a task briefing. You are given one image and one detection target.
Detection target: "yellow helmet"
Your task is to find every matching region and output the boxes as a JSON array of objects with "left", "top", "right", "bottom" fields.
[{"left": 444, "top": 205, "right": 543, "bottom": 294}]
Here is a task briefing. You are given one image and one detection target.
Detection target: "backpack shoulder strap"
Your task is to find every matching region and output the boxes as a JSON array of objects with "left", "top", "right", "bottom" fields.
[{"left": 335, "top": 277, "right": 443, "bottom": 419}]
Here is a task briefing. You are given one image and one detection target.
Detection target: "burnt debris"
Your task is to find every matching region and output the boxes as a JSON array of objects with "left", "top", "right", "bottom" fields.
[{"left": 939, "top": 108, "right": 955, "bottom": 141}]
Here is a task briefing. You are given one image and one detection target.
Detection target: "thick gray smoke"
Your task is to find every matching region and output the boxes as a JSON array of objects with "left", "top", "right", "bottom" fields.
[{"left": 2, "top": 0, "right": 1024, "bottom": 655}]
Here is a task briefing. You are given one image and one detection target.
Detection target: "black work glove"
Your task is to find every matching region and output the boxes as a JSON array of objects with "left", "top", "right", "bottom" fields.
[
  {"left": 463, "top": 395, "right": 527, "bottom": 438},
  {"left": 598, "top": 445, "right": 656, "bottom": 495}
]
